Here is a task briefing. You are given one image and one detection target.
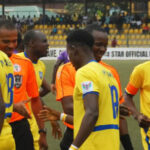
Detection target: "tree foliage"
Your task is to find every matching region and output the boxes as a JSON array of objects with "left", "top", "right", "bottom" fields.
[{"left": 64, "top": 1, "right": 130, "bottom": 17}]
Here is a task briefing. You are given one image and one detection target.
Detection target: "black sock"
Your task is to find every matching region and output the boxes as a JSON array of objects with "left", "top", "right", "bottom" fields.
[{"left": 120, "top": 134, "right": 134, "bottom": 150}]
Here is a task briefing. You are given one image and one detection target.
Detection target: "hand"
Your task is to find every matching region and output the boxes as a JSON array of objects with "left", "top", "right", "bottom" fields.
[
  {"left": 50, "top": 84, "right": 56, "bottom": 95},
  {"left": 137, "top": 113, "right": 150, "bottom": 128},
  {"left": 13, "top": 99, "right": 31, "bottom": 118},
  {"left": 50, "top": 121, "right": 62, "bottom": 139},
  {"left": 38, "top": 105, "right": 61, "bottom": 121},
  {"left": 120, "top": 104, "right": 131, "bottom": 117},
  {"left": 39, "top": 132, "right": 48, "bottom": 150}
]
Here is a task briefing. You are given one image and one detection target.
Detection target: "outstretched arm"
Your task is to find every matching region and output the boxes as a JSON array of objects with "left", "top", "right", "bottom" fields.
[
  {"left": 124, "top": 92, "right": 150, "bottom": 128},
  {"left": 31, "top": 96, "right": 48, "bottom": 150},
  {"left": 38, "top": 105, "right": 73, "bottom": 125}
]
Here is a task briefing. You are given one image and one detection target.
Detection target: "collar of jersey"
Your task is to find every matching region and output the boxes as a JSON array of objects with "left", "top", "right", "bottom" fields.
[
  {"left": 88, "top": 60, "right": 97, "bottom": 63},
  {"left": 24, "top": 51, "right": 37, "bottom": 64}
]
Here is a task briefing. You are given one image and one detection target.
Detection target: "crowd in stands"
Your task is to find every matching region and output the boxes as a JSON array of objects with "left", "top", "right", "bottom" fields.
[
  {"left": 1, "top": 12, "right": 150, "bottom": 47},
  {"left": 1, "top": 12, "right": 150, "bottom": 35}
]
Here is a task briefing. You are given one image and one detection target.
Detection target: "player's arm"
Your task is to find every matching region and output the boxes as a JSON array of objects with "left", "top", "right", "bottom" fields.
[
  {"left": 124, "top": 66, "right": 150, "bottom": 128},
  {"left": 0, "top": 85, "right": 5, "bottom": 134},
  {"left": 61, "top": 96, "right": 73, "bottom": 115},
  {"left": 27, "top": 61, "right": 48, "bottom": 150},
  {"left": 13, "top": 99, "right": 31, "bottom": 118},
  {"left": 38, "top": 105, "right": 73, "bottom": 125},
  {"left": 124, "top": 92, "right": 150, "bottom": 128},
  {"left": 31, "top": 96, "right": 48, "bottom": 149},
  {"left": 123, "top": 92, "right": 140, "bottom": 120},
  {"left": 119, "top": 115, "right": 134, "bottom": 150},
  {"left": 50, "top": 59, "right": 63, "bottom": 94},
  {"left": 71, "top": 94, "right": 99, "bottom": 149},
  {"left": 39, "top": 78, "right": 51, "bottom": 97},
  {"left": 112, "top": 69, "right": 134, "bottom": 150}
]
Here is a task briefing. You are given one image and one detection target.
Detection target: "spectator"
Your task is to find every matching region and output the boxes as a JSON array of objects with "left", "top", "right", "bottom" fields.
[
  {"left": 104, "top": 24, "right": 110, "bottom": 34},
  {"left": 111, "top": 37, "right": 119, "bottom": 47},
  {"left": 143, "top": 24, "right": 149, "bottom": 34},
  {"left": 51, "top": 25, "right": 57, "bottom": 35}
]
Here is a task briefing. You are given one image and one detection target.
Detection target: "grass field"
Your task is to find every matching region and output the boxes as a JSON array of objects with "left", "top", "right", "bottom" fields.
[{"left": 42, "top": 60, "right": 146, "bottom": 150}]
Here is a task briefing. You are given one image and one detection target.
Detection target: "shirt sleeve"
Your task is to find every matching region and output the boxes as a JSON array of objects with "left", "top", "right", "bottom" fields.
[
  {"left": 125, "top": 66, "right": 143, "bottom": 95},
  {"left": 76, "top": 69, "right": 100, "bottom": 98},
  {"left": 57, "top": 51, "right": 64, "bottom": 61},
  {"left": 26, "top": 61, "right": 39, "bottom": 98},
  {"left": 56, "top": 65, "right": 74, "bottom": 101}
]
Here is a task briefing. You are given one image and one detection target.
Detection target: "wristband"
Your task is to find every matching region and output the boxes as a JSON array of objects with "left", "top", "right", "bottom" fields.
[
  {"left": 69, "top": 144, "right": 78, "bottom": 150},
  {"left": 60, "top": 113, "right": 67, "bottom": 122},
  {"left": 39, "top": 128, "right": 47, "bottom": 134}
]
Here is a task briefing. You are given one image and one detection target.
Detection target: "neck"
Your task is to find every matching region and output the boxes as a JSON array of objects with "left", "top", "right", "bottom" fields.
[
  {"left": 78, "top": 53, "right": 95, "bottom": 69},
  {"left": 24, "top": 48, "right": 38, "bottom": 63}
]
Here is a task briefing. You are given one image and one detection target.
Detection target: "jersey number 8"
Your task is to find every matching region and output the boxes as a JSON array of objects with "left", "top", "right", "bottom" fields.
[{"left": 109, "top": 85, "right": 119, "bottom": 119}]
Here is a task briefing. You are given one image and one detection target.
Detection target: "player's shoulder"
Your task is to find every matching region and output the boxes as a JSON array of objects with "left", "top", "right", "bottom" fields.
[
  {"left": 0, "top": 51, "right": 9, "bottom": 60},
  {"left": 0, "top": 51, "right": 12, "bottom": 68},
  {"left": 38, "top": 59, "right": 44, "bottom": 64},
  {"left": 134, "top": 61, "right": 150, "bottom": 72},
  {"left": 59, "top": 62, "right": 75, "bottom": 73},
  {"left": 17, "top": 52, "right": 24, "bottom": 57},
  {"left": 77, "top": 61, "right": 100, "bottom": 77},
  {"left": 100, "top": 61, "right": 118, "bottom": 74},
  {"left": 137, "top": 61, "right": 150, "bottom": 68},
  {"left": 37, "top": 59, "right": 45, "bottom": 67},
  {"left": 11, "top": 54, "right": 31, "bottom": 63},
  {"left": 100, "top": 61, "right": 117, "bottom": 71},
  {"left": 63, "top": 62, "right": 74, "bottom": 69}
]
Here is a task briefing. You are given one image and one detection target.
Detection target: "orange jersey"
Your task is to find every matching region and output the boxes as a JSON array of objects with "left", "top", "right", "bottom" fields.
[
  {"left": 56, "top": 62, "right": 76, "bottom": 101},
  {"left": 56, "top": 62, "right": 76, "bottom": 129},
  {"left": 9, "top": 54, "right": 39, "bottom": 123},
  {"left": 100, "top": 61, "right": 124, "bottom": 103}
]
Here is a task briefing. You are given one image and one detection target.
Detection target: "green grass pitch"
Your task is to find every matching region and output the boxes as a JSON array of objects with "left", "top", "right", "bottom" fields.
[{"left": 42, "top": 60, "right": 145, "bottom": 150}]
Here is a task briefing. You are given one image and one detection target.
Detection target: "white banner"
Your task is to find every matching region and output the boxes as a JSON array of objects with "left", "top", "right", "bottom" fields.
[{"left": 41, "top": 48, "right": 150, "bottom": 60}]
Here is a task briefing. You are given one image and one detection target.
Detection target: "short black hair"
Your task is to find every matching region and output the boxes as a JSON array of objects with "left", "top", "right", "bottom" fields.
[
  {"left": 23, "top": 30, "right": 38, "bottom": 46},
  {"left": 85, "top": 23, "right": 106, "bottom": 34},
  {"left": 0, "top": 19, "right": 16, "bottom": 30},
  {"left": 66, "top": 29, "right": 94, "bottom": 49}
]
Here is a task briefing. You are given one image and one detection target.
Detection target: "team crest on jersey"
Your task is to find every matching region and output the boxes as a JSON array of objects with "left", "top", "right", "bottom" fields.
[
  {"left": 39, "top": 71, "right": 43, "bottom": 79},
  {"left": 14, "top": 75, "right": 22, "bottom": 88},
  {"left": 14, "top": 64, "right": 21, "bottom": 72},
  {"left": 81, "top": 81, "right": 93, "bottom": 94}
]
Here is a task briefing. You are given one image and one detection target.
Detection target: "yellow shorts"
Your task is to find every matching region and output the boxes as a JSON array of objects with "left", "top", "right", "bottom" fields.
[
  {"left": 0, "top": 122, "right": 16, "bottom": 150},
  {"left": 141, "top": 128, "right": 150, "bottom": 150},
  {"left": 0, "top": 134, "right": 15, "bottom": 150},
  {"left": 28, "top": 112, "right": 40, "bottom": 150}
]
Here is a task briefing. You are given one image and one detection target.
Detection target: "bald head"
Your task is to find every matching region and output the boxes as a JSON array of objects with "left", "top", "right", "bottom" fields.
[
  {"left": 24, "top": 30, "right": 46, "bottom": 47},
  {"left": 24, "top": 30, "right": 49, "bottom": 58}
]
